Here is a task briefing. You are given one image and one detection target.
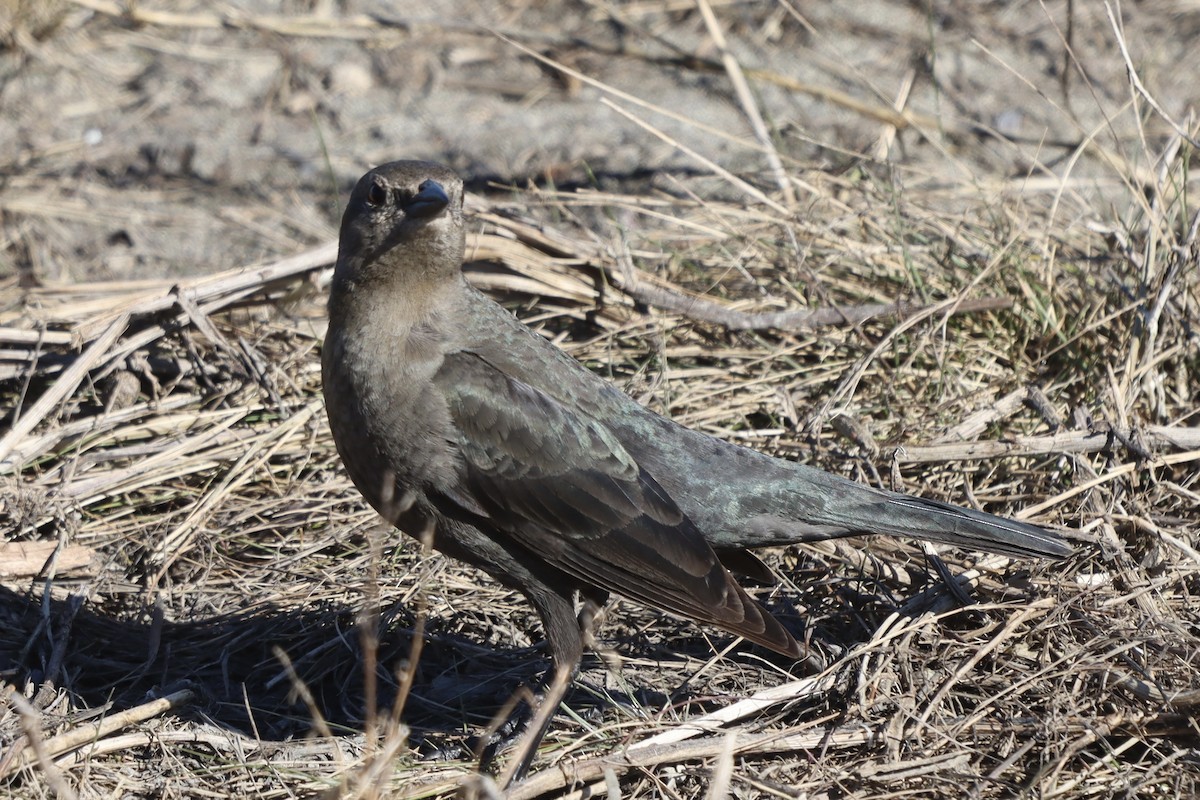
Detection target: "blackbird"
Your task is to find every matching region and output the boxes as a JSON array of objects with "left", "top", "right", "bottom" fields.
[{"left": 321, "top": 160, "right": 1071, "bottom": 774}]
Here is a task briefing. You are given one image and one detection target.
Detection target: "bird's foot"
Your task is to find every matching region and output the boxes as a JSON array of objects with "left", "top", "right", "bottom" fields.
[
  {"left": 484, "top": 664, "right": 573, "bottom": 787},
  {"left": 471, "top": 701, "right": 531, "bottom": 772}
]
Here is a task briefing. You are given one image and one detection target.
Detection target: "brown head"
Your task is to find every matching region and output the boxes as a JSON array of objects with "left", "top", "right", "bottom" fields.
[{"left": 332, "top": 160, "right": 466, "bottom": 295}]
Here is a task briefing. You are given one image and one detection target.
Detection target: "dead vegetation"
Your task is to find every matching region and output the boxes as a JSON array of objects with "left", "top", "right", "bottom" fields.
[{"left": 2, "top": 1, "right": 1200, "bottom": 799}]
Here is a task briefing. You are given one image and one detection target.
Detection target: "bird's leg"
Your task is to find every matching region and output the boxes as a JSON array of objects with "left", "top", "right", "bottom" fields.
[
  {"left": 471, "top": 585, "right": 585, "bottom": 786},
  {"left": 472, "top": 683, "right": 537, "bottom": 768},
  {"left": 496, "top": 662, "right": 574, "bottom": 787},
  {"left": 485, "top": 587, "right": 612, "bottom": 783},
  {"left": 578, "top": 587, "right": 609, "bottom": 652}
]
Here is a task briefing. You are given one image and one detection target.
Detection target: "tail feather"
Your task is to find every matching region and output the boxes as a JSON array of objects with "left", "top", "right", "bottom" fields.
[{"left": 883, "top": 494, "right": 1071, "bottom": 559}]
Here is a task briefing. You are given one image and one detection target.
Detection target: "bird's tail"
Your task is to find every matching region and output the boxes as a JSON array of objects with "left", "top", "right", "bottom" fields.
[{"left": 879, "top": 493, "right": 1071, "bottom": 559}]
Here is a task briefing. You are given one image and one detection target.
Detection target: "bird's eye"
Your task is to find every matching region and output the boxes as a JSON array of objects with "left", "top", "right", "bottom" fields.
[{"left": 365, "top": 181, "right": 387, "bottom": 208}]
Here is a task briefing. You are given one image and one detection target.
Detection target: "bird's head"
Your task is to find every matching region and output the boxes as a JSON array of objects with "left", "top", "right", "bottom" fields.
[{"left": 333, "top": 161, "right": 466, "bottom": 290}]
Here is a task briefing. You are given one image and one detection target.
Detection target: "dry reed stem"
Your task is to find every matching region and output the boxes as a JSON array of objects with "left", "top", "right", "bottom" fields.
[{"left": 0, "top": 689, "right": 193, "bottom": 779}]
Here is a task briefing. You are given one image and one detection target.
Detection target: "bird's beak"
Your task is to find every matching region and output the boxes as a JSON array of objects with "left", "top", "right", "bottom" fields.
[{"left": 405, "top": 180, "right": 450, "bottom": 220}]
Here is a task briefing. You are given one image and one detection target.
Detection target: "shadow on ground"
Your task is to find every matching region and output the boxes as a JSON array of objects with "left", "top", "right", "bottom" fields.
[
  {"left": 0, "top": 580, "right": 838, "bottom": 752},
  {"left": 3, "top": 548, "right": 1001, "bottom": 757}
]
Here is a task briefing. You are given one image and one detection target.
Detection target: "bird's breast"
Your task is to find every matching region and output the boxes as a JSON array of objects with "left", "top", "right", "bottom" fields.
[{"left": 322, "top": 316, "right": 458, "bottom": 517}]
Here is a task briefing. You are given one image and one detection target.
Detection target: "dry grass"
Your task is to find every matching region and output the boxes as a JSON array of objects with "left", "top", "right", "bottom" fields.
[{"left": 3, "top": 2, "right": 1200, "bottom": 799}]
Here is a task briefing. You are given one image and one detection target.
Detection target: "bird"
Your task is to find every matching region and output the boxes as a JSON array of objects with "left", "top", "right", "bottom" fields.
[{"left": 321, "top": 160, "right": 1072, "bottom": 778}]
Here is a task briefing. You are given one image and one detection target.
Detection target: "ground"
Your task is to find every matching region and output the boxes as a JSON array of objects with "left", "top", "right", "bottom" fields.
[{"left": 1, "top": 1, "right": 1198, "bottom": 798}]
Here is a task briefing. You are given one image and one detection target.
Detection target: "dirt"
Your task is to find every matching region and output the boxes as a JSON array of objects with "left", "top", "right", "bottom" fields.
[{"left": 3, "top": 1, "right": 1196, "bottom": 284}]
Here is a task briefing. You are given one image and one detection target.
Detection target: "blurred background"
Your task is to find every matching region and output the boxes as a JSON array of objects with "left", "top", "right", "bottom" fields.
[{"left": 5, "top": 1, "right": 1195, "bottom": 282}]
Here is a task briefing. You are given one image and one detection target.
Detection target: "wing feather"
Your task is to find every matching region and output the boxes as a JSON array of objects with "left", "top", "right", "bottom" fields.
[{"left": 431, "top": 351, "right": 799, "bottom": 657}]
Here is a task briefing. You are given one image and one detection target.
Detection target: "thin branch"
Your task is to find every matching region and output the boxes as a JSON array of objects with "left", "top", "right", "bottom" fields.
[{"left": 2, "top": 689, "right": 194, "bottom": 778}]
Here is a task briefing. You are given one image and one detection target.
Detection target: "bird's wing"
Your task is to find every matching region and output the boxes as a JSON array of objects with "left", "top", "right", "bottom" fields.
[{"left": 430, "top": 350, "right": 799, "bottom": 657}]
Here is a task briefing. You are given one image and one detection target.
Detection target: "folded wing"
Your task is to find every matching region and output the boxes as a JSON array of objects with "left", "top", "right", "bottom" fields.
[{"left": 431, "top": 351, "right": 801, "bottom": 658}]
